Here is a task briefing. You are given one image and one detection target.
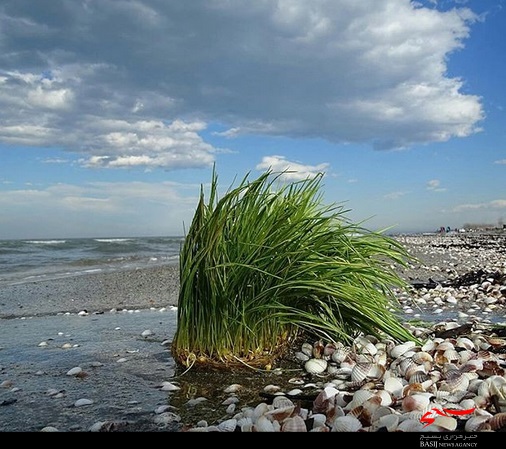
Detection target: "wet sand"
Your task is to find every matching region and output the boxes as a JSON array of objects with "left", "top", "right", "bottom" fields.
[{"left": 1, "top": 232, "right": 505, "bottom": 433}]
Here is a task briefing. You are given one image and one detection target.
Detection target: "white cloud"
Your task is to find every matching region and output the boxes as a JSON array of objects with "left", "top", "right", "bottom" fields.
[
  {"left": 384, "top": 191, "right": 409, "bottom": 200},
  {"left": 494, "top": 159, "right": 506, "bottom": 165},
  {"left": 0, "top": 181, "right": 199, "bottom": 238},
  {"left": 426, "top": 179, "right": 446, "bottom": 192},
  {"left": 0, "top": 0, "right": 485, "bottom": 167},
  {"left": 453, "top": 199, "right": 506, "bottom": 211},
  {"left": 256, "top": 155, "right": 329, "bottom": 180}
]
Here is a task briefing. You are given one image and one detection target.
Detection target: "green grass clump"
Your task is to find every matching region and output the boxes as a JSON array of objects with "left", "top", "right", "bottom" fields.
[{"left": 171, "top": 168, "right": 418, "bottom": 370}]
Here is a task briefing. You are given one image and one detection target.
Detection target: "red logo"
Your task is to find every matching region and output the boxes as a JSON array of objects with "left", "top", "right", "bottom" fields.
[{"left": 420, "top": 407, "right": 476, "bottom": 427}]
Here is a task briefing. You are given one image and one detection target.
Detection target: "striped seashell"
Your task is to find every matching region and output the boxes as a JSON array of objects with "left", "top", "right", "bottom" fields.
[
  {"left": 264, "top": 405, "right": 296, "bottom": 423},
  {"left": 443, "top": 369, "right": 470, "bottom": 393},
  {"left": 408, "top": 370, "right": 431, "bottom": 385},
  {"left": 412, "top": 351, "right": 433, "bottom": 364},
  {"left": 331, "top": 347, "right": 352, "bottom": 364},
  {"left": 401, "top": 393, "right": 431, "bottom": 412},
  {"left": 464, "top": 415, "right": 491, "bottom": 432},
  {"left": 488, "top": 412, "right": 506, "bottom": 431},
  {"left": 435, "top": 341, "right": 455, "bottom": 351},
  {"left": 304, "top": 358, "right": 328, "bottom": 374},
  {"left": 442, "top": 348, "right": 461, "bottom": 363},
  {"left": 253, "top": 415, "right": 277, "bottom": 432},
  {"left": 455, "top": 337, "right": 476, "bottom": 350},
  {"left": 217, "top": 418, "right": 238, "bottom": 432},
  {"left": 272, "top": 395, "right": 295, "bottom": 409},
  {"left": 331, "top": 415, "right": 363, "bottom": 432},
  {"left": 396, "top": 418, "right": 425, "bottom": 432},
  {"left": 281, "top": 415, "right": 308, "bottom": 432},
  {"left": 353, "top": 336, "right": 378, "bottom": 356}
]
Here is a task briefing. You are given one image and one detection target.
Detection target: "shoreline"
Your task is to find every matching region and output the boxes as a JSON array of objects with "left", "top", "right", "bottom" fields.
[
  {"left": 1, "top": 232, "right": 505, "bottom": 432},
  {"left": 0, "top": 263, "right": 180, "bottom": 320}
]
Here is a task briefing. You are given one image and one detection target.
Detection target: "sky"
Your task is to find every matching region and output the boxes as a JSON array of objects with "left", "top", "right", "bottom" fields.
[{"left": 1, "top": 0, "right": 505, "bottom": 239}]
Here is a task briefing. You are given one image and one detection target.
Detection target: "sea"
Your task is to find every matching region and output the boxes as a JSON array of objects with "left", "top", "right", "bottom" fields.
[{"left": 0, "top": 236, "right": 183, "bottom": 287}]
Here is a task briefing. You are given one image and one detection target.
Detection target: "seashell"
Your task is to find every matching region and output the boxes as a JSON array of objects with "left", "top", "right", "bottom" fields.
[
  {"left": 374, "top": 413, "right": 399, "bottom": 432},
  {"left": 384, "top": 377, "right": 404, "bottom": 399},
  {"left": 224, "top": 384, "right": 243, "bottom": 394},
  {"left": 455, "top": 337, "right": 475, "bottom": 350},
  {"left": 464, "top": 415, "right": 491, "bottom": 432},
  {"left": 331, "top": 415, "right": 362, "bottom": 432},
  {"left": 281, "top": 415, "right": 308, "bottom": 432},
  {"left": 432, "top": 416, "right": 457, "bottom": 431},
  {"left": 488, "top": 412, "right": 506, "bottom": 431},
  {"left": 304, "top": 358, "right": 328, "bottom": 374},
  {"left": 323, "top": 343, "right": 337, "bottom": 358},
  {"left": 252, "top": 402, "right": 270, "bottom": 420},
  {"left": 442, "top": 348, "right": 461, "bottom": 363},
  {"left": 217, "top": 418, "right": 237, "bottom": 432},
  {"left": 351, "top": 363, "right": 382, "bottom": 383},
  {"left": 253, "top": 415, "right": 276, "bottom": 432},
  {"left": 265, "top": 404, "right": 296, "bottom": 422},
  {"left": 412, "top": 351, "right": 433, "bottom": 364},
  {"left": 74, "top": 398, "right": 94, "bottom": 407},
  {"left": 421, "top": 340, "right": 437, "bottom": 353},
  {"left": 442, "top": 370, "right": 470, "bottom": 393},
  {"left": 66, "top": 366, "right": 83, "bottom": 376},
  {"left": 390, "top": 341, "right": 416, "bottom": 359},
  {"left": 160, "top": 381, "right": 180, "bottom": 391},
  {"left": 294, "top": 351, "right": 310, "bottom": 362},
  {"left": 264, "top": 384, "right": 282, "bottom": 393},
  {"left": 396, "top": 418, "right": 425, "bottom": 432},
  {"left": 401, "top": 393, "right": 430, "bottom": 412},
  {"left": 301, "top": 342, "right": 314, "bottom": 357},
  {"left": 272, "top": 395, "right": 295, "bottom": 409},
  {"left": 331, "top": 347, "right": 351, "bottom": 364}
]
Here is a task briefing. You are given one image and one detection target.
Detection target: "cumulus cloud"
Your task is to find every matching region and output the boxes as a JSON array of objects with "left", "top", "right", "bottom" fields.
[
  {"left": 0, "top": 0, "right": 485, "bottom": 169},
  {"left": 256, "top": 155, "right": 329, "bottom": 180}
]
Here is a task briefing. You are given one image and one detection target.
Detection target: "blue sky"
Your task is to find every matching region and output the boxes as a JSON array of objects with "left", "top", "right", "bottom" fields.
[{"left": 1, "top": 0, "right": 505, "bottom": 239}]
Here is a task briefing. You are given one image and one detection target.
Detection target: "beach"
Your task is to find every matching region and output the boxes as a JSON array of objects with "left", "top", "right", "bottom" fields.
[{"left": 1, "top": 231, "right": 505, "bottom": 433}]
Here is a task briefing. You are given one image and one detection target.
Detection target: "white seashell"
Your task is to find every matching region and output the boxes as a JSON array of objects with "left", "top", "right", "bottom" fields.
[
  {"left": 66, "top": 366, "right": 82, "bottom": 376},
  {"left": 217, "top": 418, "right": 237, "bottom": 432},
  {"left": 40, "top": 426, "right": 59, "bottom": 432},
  {"left": 224, "top": 383, "right": 243, "bottom": 393},
  {"left": 74, "top": 398, "right": 94, "bottom": 407},
  {"left": 160, "top": 381, "right": 180, "bottom": 391},
  {"left": 295, "top": 351, "right": 310, "bottom": 362},
  {"left": 281, "top": 415, "right": 308, "bottom": 432},
  {"left": 375, "top": 413, "right": 399, "bottom": 432},
  {"left": 390, "top": 342, "right": 416, "bottom": 359},
  {"left": 304, "top": 358, "right": 327, "bottom": 374},
  {"left": 253, "top": 415, "right": 276, "bottom": 432},
  {"left": 141, "top": 329, "right": 153, "bottom": 337},
  {"left": 331, "top": 415, "right": 362, "bottom": 432},
  {"left": 432, "top": 416, "right": 457, "bottom": 431},
  {"left": 396, "top": 418, "right": 425, "bottom": 432},
  {"left": 384, "top": 377, "right": 404, "bottom": 399},
  {"left": 465, "top": 415, "right": 491, "bottom": 432},
  {"left": 301, "top": 342, "right": 314, "bottom": 357},
  {"left": 401, "top": 393, "right": 430, "bottom": 412},
  {"left": 272, "top": 395, "right": 295, "bottom": 409}
]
